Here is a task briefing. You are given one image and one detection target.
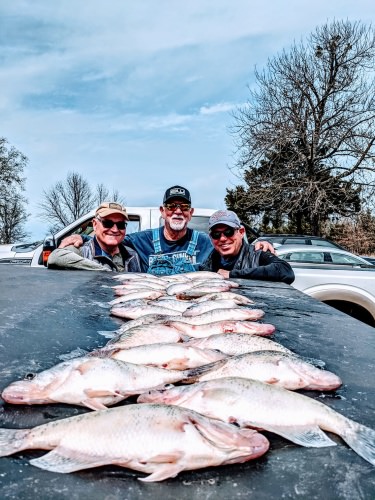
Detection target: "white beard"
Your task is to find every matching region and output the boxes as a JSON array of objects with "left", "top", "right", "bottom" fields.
[{"left": 169, "top": 218, "right": 187, "bottom": 231}]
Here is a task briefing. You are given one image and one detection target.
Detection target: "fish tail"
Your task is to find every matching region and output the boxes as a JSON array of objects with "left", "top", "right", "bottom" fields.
[
  {"left": 0, "top": 428, "right": 30, "bottom": 456},
  {"left": 341, "top": 420, "right": 375, "bottom": 466},
  {"left": 181, "top": 358, "right": 227, "bottom": 383}
]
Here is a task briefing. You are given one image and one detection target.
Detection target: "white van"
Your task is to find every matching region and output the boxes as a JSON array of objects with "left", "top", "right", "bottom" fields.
[{"left": 19, "top": 206, "right": 216, "bottom": 267}]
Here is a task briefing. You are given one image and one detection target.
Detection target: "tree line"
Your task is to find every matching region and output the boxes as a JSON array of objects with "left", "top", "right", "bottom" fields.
[{"left": 1, "top": 20, "right": 375, "bottom": 253}]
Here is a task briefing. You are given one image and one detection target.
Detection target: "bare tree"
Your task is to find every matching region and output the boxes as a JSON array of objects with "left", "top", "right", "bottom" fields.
[
  {"left": 39, "top": 172, "right": 127, "bottom": 233},
  {"left": 0, "top": 137, "right": 29, "bottom": 243},
  {"left": 228, "top": 20, "right": 375, "bottom": 235},
  {"left": 39, "top": 172, "right": 95, "bottom": 233}
]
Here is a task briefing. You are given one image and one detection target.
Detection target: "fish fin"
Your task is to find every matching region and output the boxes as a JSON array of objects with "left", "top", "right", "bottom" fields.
[
  {"left": 139, "top": 463, "right": 185, "bottom": 482},
  {"left": 30, "top": 447, "right": 112, "bottom": 473},
  {"left": 76, "top": 359, "right": 100, "bottom": 374},
  {"left": 264, "top": 377, "right": 280, "bottom": 385},
  {"left": 264, "top": 424, "right": 336, "bottom": 448},
  {"left": 341, "top": 421, "right": 375, "bottom": 466},
  {"left": 0, "top": 428, "right": 30, "bottom": 456},
  {"left": 181, "top": 359, "right": 228, "bottom": 383},
  {"left": 81, "top": 398, "right": 109, "bottom": 411}
]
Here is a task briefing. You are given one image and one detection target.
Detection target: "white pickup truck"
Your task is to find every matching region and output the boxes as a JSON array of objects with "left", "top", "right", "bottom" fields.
[
  {"left": 0, "top": 207, "right": 216, "bottom": 267},
  {"left": 290, "top": 263, "right": 375, "bottom": 327}
]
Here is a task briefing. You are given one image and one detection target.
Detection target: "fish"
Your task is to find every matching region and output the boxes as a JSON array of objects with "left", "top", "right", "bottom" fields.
[
  {"left": 113, "top": 281, "right": 167, "bottom": 293},
  {"left": 182, "top": 351, "right": 342, "bottom": 391},
  {"left": 0, "top": 403, "right": 269, "bottom": 480},
  {"left": 166, "top": 281, "right": 236, "bottom": 296},
  {"left": 192, "top": 292, "right": 254, "bottom": 305},
  {"left": 163, "top": 319, "right": 276, "bottom": 337},
  {"left": 109, "top": 290, "right": 165, "bottom": 305},
  {"left": 1, "top": 356, "right": 196, "bottom": 410},
  {"left": 110, "top": 302, "right": 182, "bottom": 320},
  {"left": 106, "top": 324, "right": 183, "bottom": 349},
  {"left": 161, "top": 308, "right": 265, "bottom": 325},
  {"left": 137, "top": 378, "right": 375, "bottom": 467},
  {"left": 185, "top": 333, "right": 296, "bottom": 355},
  {"left": 98, "top": 342, "right": 228, "bottom": 370},
  {"left": 116, "top": 314, "right": 174, "bottom": 333},
  {"left": 182, "top": 299, "right": 243, "bottom": 317}
]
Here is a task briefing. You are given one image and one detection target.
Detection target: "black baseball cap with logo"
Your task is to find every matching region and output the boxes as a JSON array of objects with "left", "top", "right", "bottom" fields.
[{"left": 163, "top": 185, "right": 191, "bottom": 204}]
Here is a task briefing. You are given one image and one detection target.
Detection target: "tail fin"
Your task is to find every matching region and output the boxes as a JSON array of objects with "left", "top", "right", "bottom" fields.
[
  {"left": 341, "top": 420, "right": 375, "bottom": 466},
  {"left": 181, "top": 358, "right": 227, "bottom": 383},
  {"left": 0, "top": 428, "right": 30, "bottom": 456}
]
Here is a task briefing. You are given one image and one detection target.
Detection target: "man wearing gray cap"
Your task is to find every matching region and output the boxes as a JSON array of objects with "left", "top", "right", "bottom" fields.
[
  {"left": 48, "top": 202, "right": 141, "bottom": 272},
  {"left": 200, "top": 209, "right": 294, "bottom": 284}
]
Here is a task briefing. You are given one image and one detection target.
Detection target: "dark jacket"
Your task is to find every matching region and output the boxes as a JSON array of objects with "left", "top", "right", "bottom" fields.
[{"left": 200, "top": 241, "right": 295, "bottom": 284}]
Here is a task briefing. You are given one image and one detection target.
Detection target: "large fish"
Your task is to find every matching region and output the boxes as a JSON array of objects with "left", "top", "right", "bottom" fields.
[
  {"left": 105, "top": 324, "right": 184, "bottom": 349},
  {"left": 1, "top": 356, "right": 194, "bottom": 410},
  {"left": 98, "top": 342, "right": 227, "bottom": 370},
  {"left": 161, "top": 308, "right": 265, "bottom": 325},
  {"left": 182, "top": 299, "right": 243, "bottom": 317},
  {"left": 182, "top": 350, "right": 342, "bottom": 390},
  {"left": 138, "top": 378, "right": 375, "bottom": 467},
  {"left": 192, "top": 292, "right": 254, "bottom": 304},
  {"left": 163, "top": 319, "right": 276, "bottom": 337},
  {"left": 0, "top": 403, "right": 269, "bottom": 481},
  {"left": 109, "top": 289, "right": 165, "bottom": 305},
  {"left": 110, "top": 301, "right": 182, "bottom": 320},
  {"left": 185, "top": 333, "right": 296, "bottom": 355}
]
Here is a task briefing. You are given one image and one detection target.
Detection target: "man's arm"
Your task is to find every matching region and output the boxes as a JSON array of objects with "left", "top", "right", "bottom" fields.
[
  {"left": 58, "top": 235, "right": 85, "bottom": 248},
  {"left": 47, "top": 246, "right": 108, "bottom": 271},
  {"left": 228, "top": 251, "right": 295, "bottom": 284}
]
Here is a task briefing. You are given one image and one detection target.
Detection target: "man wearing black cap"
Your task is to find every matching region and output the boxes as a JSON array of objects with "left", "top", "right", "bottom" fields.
[
  {"left": 200, "top": 209, "right": 294, "bottom": 284},
  {"left": 124, "top": 185, "right": 213, "bottom": 274}
]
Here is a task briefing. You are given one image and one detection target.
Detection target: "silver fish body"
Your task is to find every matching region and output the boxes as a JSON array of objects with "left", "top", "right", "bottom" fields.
[
  {"left": 106, "top": 324, "right": 183, "bottom": 349},
  {"left": 185, "top": 333, "right": 294, "bottom": 355},
  {"left": 0, "top": 403, "right": 269, "bottom": 480},
  {"left": 1, "top": 356, "right": 191, "bottom": 410},
  {"left": 163, "top": 319, "right": 275, "bottom": 337},
  {"left": 182, "top": 299, "right": 242, "bottom": 317},
  {"left": 138, "top": 378, "right": 375, "bottom": 467},
  {"left": 101, "top": 342, "right": 227, "bottom": 370},
  {"left": 162, "top": 308, "right": 265, "bottom": 325},
  {"left": 183, "top": 350, "right": 342, "bottom": 391}
]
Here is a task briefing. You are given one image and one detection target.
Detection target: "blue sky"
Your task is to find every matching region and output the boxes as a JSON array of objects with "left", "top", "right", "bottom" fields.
[{"left": 1, "top": 1, "right": 374, "bottom": 240}]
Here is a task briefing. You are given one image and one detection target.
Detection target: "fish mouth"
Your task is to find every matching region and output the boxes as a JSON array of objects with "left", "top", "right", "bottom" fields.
[{"left": 1, "top": 383, "right": 50, "bottom": 404}]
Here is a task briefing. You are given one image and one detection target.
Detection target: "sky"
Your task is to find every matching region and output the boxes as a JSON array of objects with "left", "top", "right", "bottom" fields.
[{"left": 1, "top": 1, "right": 375, "bottom": 241}]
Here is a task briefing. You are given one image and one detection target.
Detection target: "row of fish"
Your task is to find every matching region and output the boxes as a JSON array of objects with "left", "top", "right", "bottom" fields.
[{"left": 0, "top": 270, "right": 374, "bottom": 481}]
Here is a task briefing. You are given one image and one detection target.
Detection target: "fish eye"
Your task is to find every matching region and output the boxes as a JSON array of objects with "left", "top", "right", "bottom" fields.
[{"left": 24, "top": 372, "right": 36, "bottom": 380}]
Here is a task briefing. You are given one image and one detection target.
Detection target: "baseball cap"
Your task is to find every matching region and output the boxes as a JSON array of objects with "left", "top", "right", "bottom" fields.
[
  {"left": 95, "top": 202, "right": 129, "bottom": 220},
  {"left": 163, "top": 185, "right": 191, "bottom": 204},
  {"left": 208, "top": 210, "right": 241, "bottom": 230}
]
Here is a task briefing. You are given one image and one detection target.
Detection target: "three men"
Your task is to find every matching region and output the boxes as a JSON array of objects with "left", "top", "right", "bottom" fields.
[
  {"left": 48, "top": 202, "right": 141, "bottom": 272},
  {"left": 200, "top": 209, "right": 295, "bottom": 284}
]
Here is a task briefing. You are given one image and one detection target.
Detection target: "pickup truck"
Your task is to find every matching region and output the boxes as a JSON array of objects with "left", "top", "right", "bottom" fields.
[
  {"left": 289, "top": 263, "right": 375, "bottom": 327},
  {"left": 0, "top": 206, "right": 216, "bottom": 267}
]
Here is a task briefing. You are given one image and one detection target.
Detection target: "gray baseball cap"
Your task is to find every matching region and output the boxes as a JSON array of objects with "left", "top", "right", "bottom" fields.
[{"left": 208, "top": 210, "right": 241, "bottom": 230}]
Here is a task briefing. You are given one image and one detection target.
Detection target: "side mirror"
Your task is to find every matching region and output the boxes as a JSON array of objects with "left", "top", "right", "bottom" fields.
[{"left": 42, "top": 235, "right": 56, "bottom": 266}]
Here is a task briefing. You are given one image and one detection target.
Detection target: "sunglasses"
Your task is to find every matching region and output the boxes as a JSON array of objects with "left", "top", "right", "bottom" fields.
[
  {"left": 164, "top": 203, "right": 191, "bottom": 212},
  {"left": 96, "top": 216, "right": 127, "bottom": 230},
  {"left": 210, "top": 227, "right": 237, "bottom": 240}
]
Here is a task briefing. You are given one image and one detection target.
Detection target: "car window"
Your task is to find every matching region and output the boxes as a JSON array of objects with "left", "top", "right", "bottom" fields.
[
  {"left": 311, "top": 240, "right": 336, "bottom": 247},
  {"left": 283, "top": 238, "right": 307, "bottom": 245},
  {"left": 330, "top": 253, "right": 364, "bottom": 265},
  {"left": 287, "top": 251, "right": 325, "bottom": 263}
]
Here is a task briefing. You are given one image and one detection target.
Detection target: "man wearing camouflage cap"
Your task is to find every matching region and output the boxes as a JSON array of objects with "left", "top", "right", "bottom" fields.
[{"left": 200, "top": 209, "right": 294, "bottom": 284}]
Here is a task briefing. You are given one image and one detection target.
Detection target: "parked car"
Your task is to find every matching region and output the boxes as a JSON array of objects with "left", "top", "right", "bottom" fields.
[
  {"left": 0, "top": 207, "right": 216, "bottom": 267},
  {"left": 253, "top": 234, "right": 346, "bottom": 250},
  {"left": 276, "top": 244, "right": 375, "bottom": 326},
  {"left": 276, "top": 245, "right": 374, "bottom": 267}
]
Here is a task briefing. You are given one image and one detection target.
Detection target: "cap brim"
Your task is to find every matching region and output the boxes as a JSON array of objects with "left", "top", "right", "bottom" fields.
[{"left": 209, "top": 221, "right": 240, "bottom": 230}]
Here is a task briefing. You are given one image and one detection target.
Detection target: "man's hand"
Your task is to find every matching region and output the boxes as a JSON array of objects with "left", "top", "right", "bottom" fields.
[
  {"left": 59, "top": 234, "right": 84, "bottom": 248},
  {"left": 217, "top": 269, "right": 230, "bottom": 279},
  {"left": 254, "top": 241, "right": 275, "bottom": 254}
]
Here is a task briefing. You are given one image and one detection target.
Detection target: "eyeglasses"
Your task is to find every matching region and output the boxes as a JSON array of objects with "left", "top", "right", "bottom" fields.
[
  {"left": 96, "top": 216, "right": 127, "bottom": 230},
  {"left": 164, "top": 203, "right": 191, "bottom": 212},
  {"left": 210, "top": 227, "right": 237, "bottom": 240}
]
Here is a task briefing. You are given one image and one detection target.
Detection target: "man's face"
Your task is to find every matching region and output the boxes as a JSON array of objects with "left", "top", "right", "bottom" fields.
[
  {"left": 92, "top": 213, "right": 127, "bottom": 251},
  {"left": 160, "top": 197, "right": 194, "bottom": 232},
  {"left": 210, "top": 224, "right": 245, "bottom": 257}
]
